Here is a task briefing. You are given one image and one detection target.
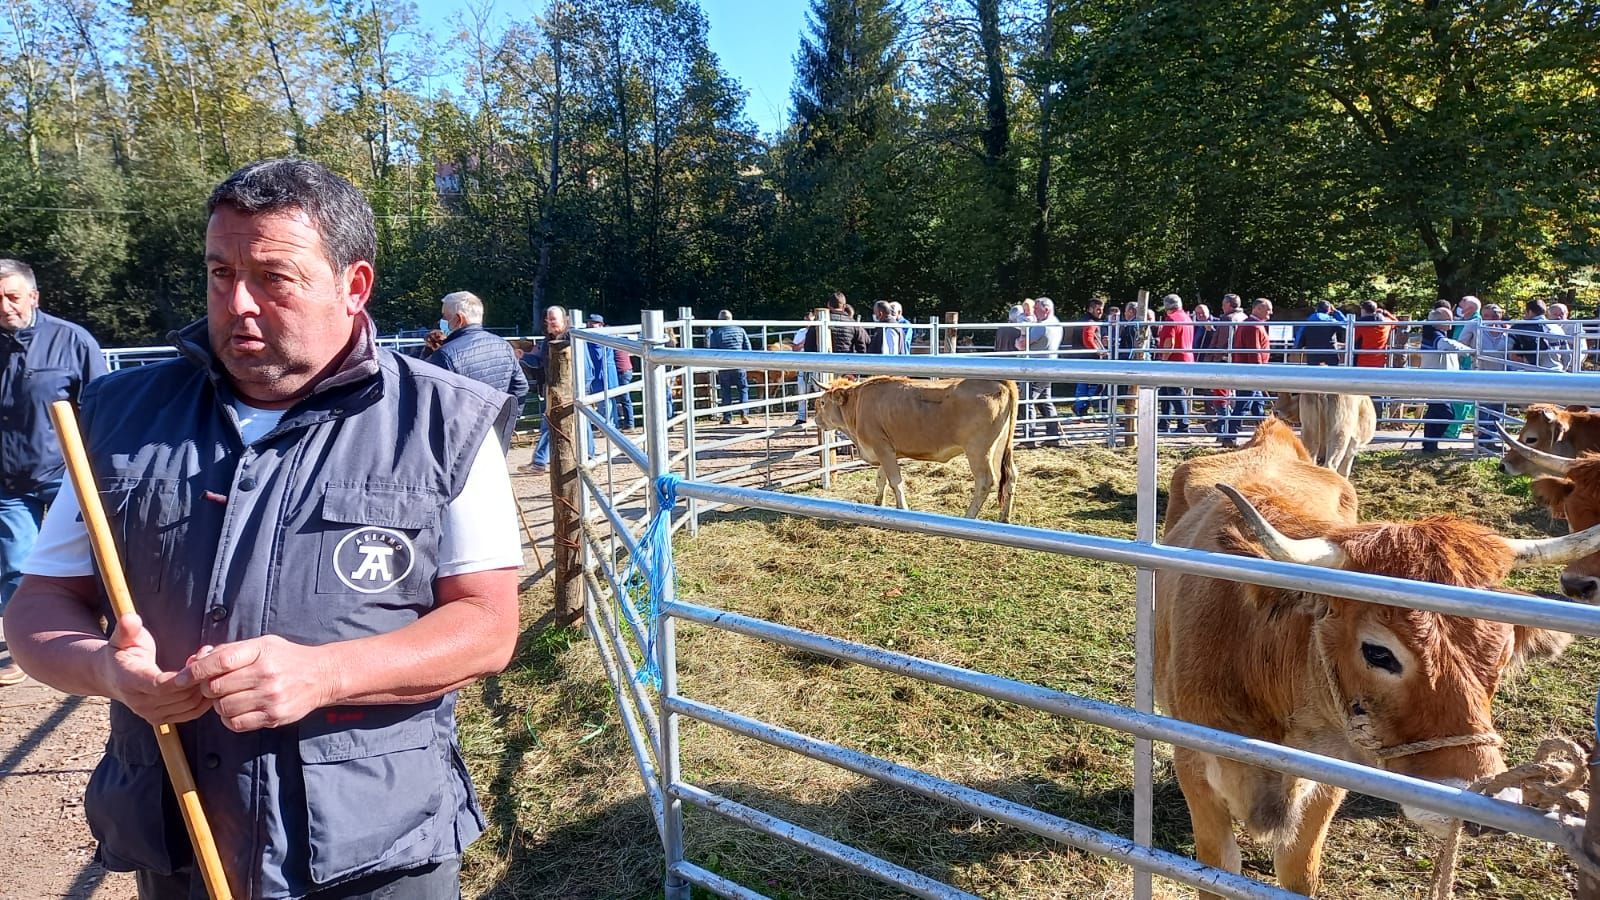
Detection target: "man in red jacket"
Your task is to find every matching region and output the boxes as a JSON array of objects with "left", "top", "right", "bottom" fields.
[
  {"left": 1220, "top": 297, "right": 1273, "bottom": 446},
  {"left": 1155, "top": 294, "right": 1195, "bottom": 433}
]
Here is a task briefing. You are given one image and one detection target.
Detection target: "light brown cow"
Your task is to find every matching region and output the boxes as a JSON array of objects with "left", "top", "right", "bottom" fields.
[
  {"left": 814, "top": 376, "right": 1018, "bottom": 520},
  {"left": 1272, "top": 393, "right": 1376, "bottom": 477},
  {"left": 1513, "top": 404, "right": 1600, "bottom": 457},
  {"left": 1158, "top": 436, "right": 1600, "bottom": 897},
  {"left": 1499, "top": 430, "right": 1600, "bottom": 602},
  {"left": 747, "top": 341, "right": 799, "bottom": 389},
  {"left": 1163, "top": 416, "right": 1357, "bottom": 533}
]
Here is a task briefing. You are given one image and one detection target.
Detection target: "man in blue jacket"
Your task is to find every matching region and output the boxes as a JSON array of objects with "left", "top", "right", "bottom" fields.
[
  {"left": 706, "top": 309, "right": 752, "bottom": 425},
  {"left": 0, "top": 259, "right": 106, "bottom": 687},
  {"left": 427, "top": 290, "right": 528, "bottom": 449}
]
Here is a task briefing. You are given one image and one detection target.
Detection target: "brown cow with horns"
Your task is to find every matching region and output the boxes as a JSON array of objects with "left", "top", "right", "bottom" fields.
[{"left": 1158, "top": 424, "right": 1600, "bottom": 898}]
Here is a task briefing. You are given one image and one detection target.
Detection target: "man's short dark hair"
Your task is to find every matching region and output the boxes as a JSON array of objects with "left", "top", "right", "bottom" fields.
[
  {"left": 207, "top": 158, "right": 376, "bottom": 275},
  {"left": 1526, "top": 299, "right": 1548, "bottom": 317},
  {"left": 1360, "top": 300, "right": 1378, "bottom": 315}
]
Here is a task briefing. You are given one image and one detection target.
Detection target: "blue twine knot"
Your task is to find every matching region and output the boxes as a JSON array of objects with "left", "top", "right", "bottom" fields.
[{"left": 623, "top": 474, "right": 681, "bottom": 689}]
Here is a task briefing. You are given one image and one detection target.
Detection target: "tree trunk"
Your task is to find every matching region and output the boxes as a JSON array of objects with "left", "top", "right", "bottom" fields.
[
  {"left": 547, "top": 335, "right": 583, "bottom": 626},
  {"left": 1029, "top": 0, "right": 1057, "bottom": 290},
  {"left": 976, "top": 0, "right": 1018, "bottom": 300},
  {"left": 246, "top": 2, "right": 309, "bottom": 154},
  {"left": 529, "top": 5, "right": 565, "bottom": 328}
]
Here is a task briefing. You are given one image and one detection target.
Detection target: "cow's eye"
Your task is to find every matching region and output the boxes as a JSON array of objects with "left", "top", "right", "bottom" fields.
[{"left": 1361, "top": 642, "right": 1403, "bottom": 674}]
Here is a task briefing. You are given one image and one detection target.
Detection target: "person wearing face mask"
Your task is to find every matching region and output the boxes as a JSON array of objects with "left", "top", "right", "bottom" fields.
[{"left": 0, "top": 258, "right": 107, "bottom": 687}]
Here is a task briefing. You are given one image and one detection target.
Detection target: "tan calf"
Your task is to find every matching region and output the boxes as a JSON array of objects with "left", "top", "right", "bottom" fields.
[{"left": 814, "top": 376, "right": 1018, "bottom": 520}]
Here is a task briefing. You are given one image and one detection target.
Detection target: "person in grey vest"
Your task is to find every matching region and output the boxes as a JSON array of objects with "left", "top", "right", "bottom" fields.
[
  {"left": 426, "top": 290, "right": 528, "bottom": 448},
  {"left": 0, "top": 258, "right": 107, "bottom": 687},
  {"left": 5, "top": 158, "right": 522, "bottom": 900}
]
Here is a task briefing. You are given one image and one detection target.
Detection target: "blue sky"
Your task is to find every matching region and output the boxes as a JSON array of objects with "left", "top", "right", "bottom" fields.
[{"left": 412, "top": 0, "right": 810, "bottom": 137}]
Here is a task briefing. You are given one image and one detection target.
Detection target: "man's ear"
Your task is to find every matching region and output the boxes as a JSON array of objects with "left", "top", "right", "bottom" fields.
[{"left": 343, "top": 260, "right": 375, "bottom": 314}]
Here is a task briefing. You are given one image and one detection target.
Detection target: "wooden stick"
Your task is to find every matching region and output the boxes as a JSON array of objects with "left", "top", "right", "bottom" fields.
[
  {"left": 515, "top": 500, "right": 547, "bottom": 571},
  {"left": 49, "top": 400, "right": 233, "bottom": 900}
]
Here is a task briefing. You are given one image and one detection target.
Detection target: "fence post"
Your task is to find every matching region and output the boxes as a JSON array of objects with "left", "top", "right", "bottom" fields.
[
  {"left": 1344, "top": 317, "right": 1356, "bottom": 367},
  {"left": 927, "top": 315, "right": 939, "bottom": 356},
  {"left": 1133, "top": 385, "right": 1158, "bottom": 900},
  {"left": 942, "top": 311, "right": 959, "bottom": 355},
  {"left": 640, "top": 311, "right": 691, "bottom": 900},
  {"left": 1106, "top": 320, "right": 1121, "bottom": 448},
  {"left": 546, "top": 330, "right": 583, "bottom": 626},
  {"left": 815, "top": 308, "right": 834, "bottom": 489},
  {"left": 678, "top": 307, "right": 699, "bottom": 535}
]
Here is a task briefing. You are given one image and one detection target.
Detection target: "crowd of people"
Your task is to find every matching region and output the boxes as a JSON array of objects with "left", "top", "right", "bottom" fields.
[{"left": 986, "top": 292, "right": 1589, "bottom": 447}]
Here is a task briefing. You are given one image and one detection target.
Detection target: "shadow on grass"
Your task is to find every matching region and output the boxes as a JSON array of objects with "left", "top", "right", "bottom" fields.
[{"left": 469, "top": 749, "right": 1343, "bottom": 900}]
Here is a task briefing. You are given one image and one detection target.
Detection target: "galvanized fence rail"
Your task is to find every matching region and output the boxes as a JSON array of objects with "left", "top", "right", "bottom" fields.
[{"left": 560, "top": 310, "right": 1600, "bottom": 900}]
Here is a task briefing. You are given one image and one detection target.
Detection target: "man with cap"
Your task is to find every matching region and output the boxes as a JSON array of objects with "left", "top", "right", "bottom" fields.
[
  {"left": 587, "top": 314, "right": 636, "bottom": 430},
  {"left": 427, "top": 290, "right": 528, "bottom": 449},
  {"left": 0, "top": 258, "right": 107, "bottom": 687}
]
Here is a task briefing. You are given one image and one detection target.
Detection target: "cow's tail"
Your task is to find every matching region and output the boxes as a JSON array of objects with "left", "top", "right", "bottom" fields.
[{"left": 998, "top": 380, "right": 1020, "bottom": 521}]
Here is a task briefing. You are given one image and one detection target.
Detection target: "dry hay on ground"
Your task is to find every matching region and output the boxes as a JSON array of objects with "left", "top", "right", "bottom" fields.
[{"left": 458, "top": 446, "right": 1593, "bottom": 899}]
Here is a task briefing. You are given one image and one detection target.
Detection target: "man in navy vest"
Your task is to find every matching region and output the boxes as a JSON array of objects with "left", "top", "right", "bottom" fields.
[
  {"left": 6, "top": 159, "right": 522, "bottom": 899},
  {"left": 427, "top": 290, "right": 528, "bottom": 449},
  {"left": 0, "top": 258, "right": 107, "bottom": 687}
]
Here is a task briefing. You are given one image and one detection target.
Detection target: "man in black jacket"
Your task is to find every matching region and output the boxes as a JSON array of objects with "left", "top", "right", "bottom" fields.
[
  {"left": 428, "top": 291, "right": 529, "bottom": 448},
  {"left": 803, "top": 291, "right": 870, "bottom": 355}
]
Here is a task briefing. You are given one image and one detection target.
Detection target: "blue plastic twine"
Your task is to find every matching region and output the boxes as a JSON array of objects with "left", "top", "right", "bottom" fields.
[{"left": 623, "top": 473, "right": 680, "bottom": 690}]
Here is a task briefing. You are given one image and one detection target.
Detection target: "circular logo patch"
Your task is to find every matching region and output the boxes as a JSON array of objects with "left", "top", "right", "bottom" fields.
[{"left": 333, "top": 527, "right": 416, "bottom": 594}]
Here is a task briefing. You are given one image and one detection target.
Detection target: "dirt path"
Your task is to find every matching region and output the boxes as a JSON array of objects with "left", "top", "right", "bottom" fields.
[{"left": 0, "top": 420, "right": 821, "bottom": 899}]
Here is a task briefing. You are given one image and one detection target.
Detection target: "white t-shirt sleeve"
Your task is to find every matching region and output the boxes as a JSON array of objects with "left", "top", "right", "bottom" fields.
[
  {"left": 23, "top": 476, "right": 94, "bottom": 577},
  {"left": 437, "top": 430, "right": 524, "bottom": 577},
  {"left": 22, "top": 431, "right": 524, "bottom": 580}
]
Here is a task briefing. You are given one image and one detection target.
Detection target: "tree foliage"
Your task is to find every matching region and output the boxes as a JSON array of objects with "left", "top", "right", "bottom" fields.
[{"left": 0, "top": 0, "right": 1594, "bottom": 345}]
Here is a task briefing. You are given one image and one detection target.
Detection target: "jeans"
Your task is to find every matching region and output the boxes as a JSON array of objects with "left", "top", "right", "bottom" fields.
[
  {"left": 1072, "top": 382, "right": 1106, "bottom": 417},
  {"left": 533, "top": 400, "right": 604, "bottom": 467},
  {"left": 1422, "top": 401, "right": 1454, "bottom": 452},
  {"left": 137, "top": 859, "right": 461, "bottom": 900},
  {"left": 1023, "top": 381, "right": 1059, "bottom": 437},
  {"left": 0, "top": 481, "right": 58, "bottom": 614},
  {"left": 795, "top": 374, "right": 812, "bottom": 422},
  {"left": 717, "top": 370, "right": 749, "bottom": 422},
  {"left": 1223, "top": 391, "right": 1265, "bottom": 439},
  {"left": 615, "top": 371, "right": 636, "bottom": 429},
  {"left": 1158, "top": 387, "right": 1189, "bottom": 432}
]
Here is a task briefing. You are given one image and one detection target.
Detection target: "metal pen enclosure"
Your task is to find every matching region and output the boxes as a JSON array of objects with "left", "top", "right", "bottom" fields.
[{"left": 562, "top": 315, "right": 1600, "bottom": 899}]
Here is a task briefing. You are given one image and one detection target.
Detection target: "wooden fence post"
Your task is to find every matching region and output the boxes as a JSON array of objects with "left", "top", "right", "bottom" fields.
[
  {"left": 547, "top": 333, "right": 583, "bottom": 625},
  {"left": 942, "top": 312, "right": 960, "bottom": 355}
]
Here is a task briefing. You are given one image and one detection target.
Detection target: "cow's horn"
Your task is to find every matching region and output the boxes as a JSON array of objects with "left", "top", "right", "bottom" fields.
[
  {"left": 1217, "top": 483, "right": 1348, "bottom": 569},
  {"left": 1496, "top": 424, "right": 1575, "bottom": 476},
  {"left": 1506, "top": 520, "right": 1600, "bottom": 567}
]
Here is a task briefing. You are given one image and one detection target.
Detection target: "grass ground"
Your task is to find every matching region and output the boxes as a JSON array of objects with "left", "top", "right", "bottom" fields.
[{"left": 458, "top": 446, "right": 1596, "bottom": 899}]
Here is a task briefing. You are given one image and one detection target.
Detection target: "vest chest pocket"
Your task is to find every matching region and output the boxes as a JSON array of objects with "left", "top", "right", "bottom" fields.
[
  {"left": 98, "top": 477, "right": 187, "bottom": 597},
  {"left": 314, "top": 484, "right": 443, "bottom": 597}
]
